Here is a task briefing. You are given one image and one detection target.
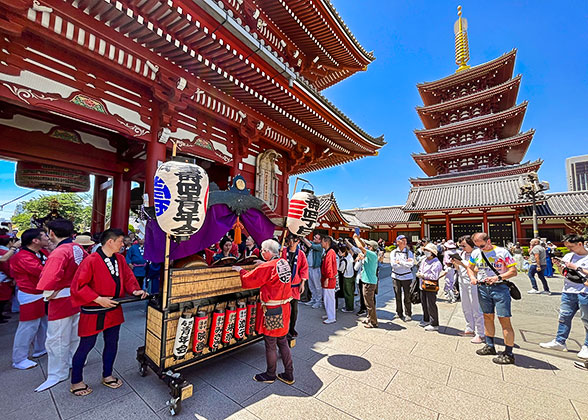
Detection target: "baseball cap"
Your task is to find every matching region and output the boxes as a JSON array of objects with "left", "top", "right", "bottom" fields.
[{"left": 395, "top": 235, "right": 406, "bottom": 241}]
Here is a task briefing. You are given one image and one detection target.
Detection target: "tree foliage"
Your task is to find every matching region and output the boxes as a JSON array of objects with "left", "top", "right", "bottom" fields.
[{"left": 12, "top": 193, "right": 93, "bottom": 232}]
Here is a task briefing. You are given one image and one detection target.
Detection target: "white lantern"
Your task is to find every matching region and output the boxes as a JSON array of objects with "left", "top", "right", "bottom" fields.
[
  {"left": 286, "top": 189, "right": 320, "bottom": 236},
  {"left": 173, "top": 313, "right": 194, "bottom": 360},
  {"left": 154, "top": 159, "right": 209, "bottom": 238}
]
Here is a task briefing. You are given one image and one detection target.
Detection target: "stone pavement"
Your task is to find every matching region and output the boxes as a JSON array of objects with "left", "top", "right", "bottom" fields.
[{"left": 1, "top": 266, "right": 587, "bottom": 420}]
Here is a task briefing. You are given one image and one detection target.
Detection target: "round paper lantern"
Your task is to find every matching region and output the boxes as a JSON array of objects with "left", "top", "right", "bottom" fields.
[
  {"left": 15, "top": 162, "right": 90, "bottom": 192},
  {"left": 286, "top": 189, "right": 320, "bottom": 236},
  {"left": 154, "top": 159, "right": 209, "bottom": 238}
]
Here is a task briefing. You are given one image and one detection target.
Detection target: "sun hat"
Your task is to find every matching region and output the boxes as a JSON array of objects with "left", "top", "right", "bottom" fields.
[
  {"left": 424, "top": 243, "right": 438, "bottom": 256},
  {"left": 365, "top": 240, "right": 379, "bottom": 250},
  {"left": 74, "top": 235, "right": 95, "bottom": 246},
  {"left": 444, "top": 240, "right": 457, "bottom": 249}
]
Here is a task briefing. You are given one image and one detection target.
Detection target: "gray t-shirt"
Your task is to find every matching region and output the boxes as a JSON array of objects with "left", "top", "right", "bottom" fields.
[{"left": 530, "top": 245, "right": 546, "bottom": 266}]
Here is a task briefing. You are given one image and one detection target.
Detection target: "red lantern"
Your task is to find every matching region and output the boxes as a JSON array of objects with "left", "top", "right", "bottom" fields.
[
  {"left": 286, "top": 189, "right": 320, "bottom": 236},
  {"left": 246, "top": 302, "right": 257, "bottom": 336},
  {"left": 234, "top": 302, "right": 247, "bottom": 340},
  {"left": 192, "top": 311, "right": 208, "bottom": 355},
  {"left": 208, "top": 309, "right": 225, "bottom": 350},
  {"left": 222, "top": 306, "right": 237, "bottom": 344}
]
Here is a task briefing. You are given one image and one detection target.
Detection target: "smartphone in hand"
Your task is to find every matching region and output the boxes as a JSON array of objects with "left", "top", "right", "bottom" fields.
[{"left": 354, "top": 227, "right": 360, "bottom": 236}]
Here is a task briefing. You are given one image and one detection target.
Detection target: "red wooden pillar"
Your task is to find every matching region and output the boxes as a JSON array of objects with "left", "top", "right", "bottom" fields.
[
  {"left": 445, "top": 213, "right": 451, "bottom": 240},
  {"left": 482, "top": 210, "right": 489, "bottom": 234},
  {"left": 91, "top": 175, "right": 108, "bottom": 234},
  {"left": 281, "top": 172, "right": 289, "bottom": 217},
  {"left": 420, "top": 218, "right": 426, "bottom": 239},
  {"left": 111, "top": 172, "right": 130, "bottom": 232},
  {"left": 514, "top": 211, "right": 523, "bottom": 242},
  {"left": 145, "top": 108, "right": 166, "bottom": 206}
]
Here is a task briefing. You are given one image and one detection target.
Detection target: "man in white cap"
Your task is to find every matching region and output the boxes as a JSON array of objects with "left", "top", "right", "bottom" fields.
[{"left": 389, "top": 235, "right": 414, "bottom": 321}]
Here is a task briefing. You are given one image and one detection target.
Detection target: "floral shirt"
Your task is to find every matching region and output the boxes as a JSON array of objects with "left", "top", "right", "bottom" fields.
[{"left": 469, "top": 246, "right": 515, "bottom": 282}]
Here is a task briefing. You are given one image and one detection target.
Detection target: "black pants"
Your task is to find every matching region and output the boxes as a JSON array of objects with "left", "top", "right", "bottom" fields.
[
  {"left": 288, "top": 299, "right": 298, "bottom": 337},
  {"left": 393, "top": 279, "right": 412, "bottom": 317},
  {"left": 264, "top": 335, "right": 293, "bottom": 378},
  {"left": 421, "top": 290, "right": 439, "bottom": 327}
]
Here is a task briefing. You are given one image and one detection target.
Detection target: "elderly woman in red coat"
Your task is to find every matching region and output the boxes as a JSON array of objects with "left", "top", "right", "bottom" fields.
[{"left": 233, "top": 239, "right": 294, "bottom": 385}]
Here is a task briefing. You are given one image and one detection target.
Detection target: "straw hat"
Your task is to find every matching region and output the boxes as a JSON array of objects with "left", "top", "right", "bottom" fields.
[
  {"left": 74, "top": 235, "right": 95, "bottom": 246},
  {"left": 444, "top": 240, "right": 457, "bottom": 249},
  {"left": 424, "top": 243, "right": 438, "bottom": 256}
]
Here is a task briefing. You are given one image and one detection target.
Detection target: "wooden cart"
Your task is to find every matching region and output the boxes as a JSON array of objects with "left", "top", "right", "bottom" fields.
[{"left": 136, "top": 264, "right": 262, "bottom": 416}]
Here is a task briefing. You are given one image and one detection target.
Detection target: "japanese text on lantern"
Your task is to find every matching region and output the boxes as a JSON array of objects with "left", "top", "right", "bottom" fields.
[
  {"left": 171, "top": 170, "right": 203, "bottom": 236},
  {"left": 175, "top": 319, "right": 192, "bottom": 356},
  {"left": 290, "top": 196, "right": 320, "bottom": 236},
  {"left": 153, "top": 176, "right": 171, "bottom": 216}
]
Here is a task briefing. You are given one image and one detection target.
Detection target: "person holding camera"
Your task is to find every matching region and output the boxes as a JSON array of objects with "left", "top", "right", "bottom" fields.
[{"left": 540, "top": 235, "right": 588, "bottom": 358}]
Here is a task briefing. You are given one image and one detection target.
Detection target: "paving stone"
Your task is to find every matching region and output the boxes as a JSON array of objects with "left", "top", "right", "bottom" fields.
[
  {"left": 244, "top": 380, "right": 355, "bottom": 420},
  {"left": 317, "top": 375, "right": 437, "bottom": 420},
  {"left": 0, "top": 363, "right": 52, "bottom": 413},
  {"left": 68, "top": 392, "right": 155, "bottom": 420},
  {"left": 386, "top": 371, "right": 509, "bottom": 420},
  {"left": 5, "top": 395, "right": 61, "bottom": 420}
]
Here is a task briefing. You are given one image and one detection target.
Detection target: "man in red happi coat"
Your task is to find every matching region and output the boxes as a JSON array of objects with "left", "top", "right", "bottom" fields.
[
  {"left": 69, "top": 228, "right": 146, "bottom": 397},
  {"left": 281, "top": 234, "right": 308, "bottom": 339},
  {"left": 321, "top": 235, "right": 338, "bottom": 324},
  {"left": 11, "top": 229, "right": 50, "bottom": 370},
  {"left": 234, "top": 239, "right": 295, "bottom": 385},
  {"left": 35, "top": 219, "right": 87, "bottom": 392}
]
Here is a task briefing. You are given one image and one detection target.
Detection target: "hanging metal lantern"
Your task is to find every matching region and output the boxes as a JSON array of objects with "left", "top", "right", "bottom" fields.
[
  {"left": 154, "top": 158, "right": 209, "bottom": 239},
  {"left": 286, "top": 188, "right": 320, "bottom": 236}
]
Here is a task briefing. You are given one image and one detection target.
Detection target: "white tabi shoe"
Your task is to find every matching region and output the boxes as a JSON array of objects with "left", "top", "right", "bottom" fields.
[{"left": 13, "top": 359, "right": 38, "bottom": 370}]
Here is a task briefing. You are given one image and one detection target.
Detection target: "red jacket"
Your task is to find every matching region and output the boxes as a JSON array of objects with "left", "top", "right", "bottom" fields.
[
  {"left": 281, "top": 247, "right": 309, "bottom": 300},
  {"left": 321, "top": 248, "right": 338, "bottom": 289},
  {"left": 71, "top": 252, "right": 140, "bottom": 337},
  {"left": 0, "top": 248, "right": 13, "bottom": 301},
  {"left": 240, "top": 258, "right": 292, "bottom": 337},
  {"left": 38, "top": 241, "right": 87, "bottom": 321},
  {"left": 10, "top": 248, "right": 48, "bottom": 321}
]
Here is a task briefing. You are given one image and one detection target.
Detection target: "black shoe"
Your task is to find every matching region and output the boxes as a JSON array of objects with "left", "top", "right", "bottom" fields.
[
  {"left": 492, "top": 352, "right": 515, "bottom": 365},
  {"left": 356, "top": 310, "right": 367, "bottom": 316},
  {"left": 277, "top": 373, "right": 295, "bottom": 385},
  {"left": 476, "top": 344, "right": 497, "bottom": 356},
  {"left": 253, "top": 373, "right": 276, "bottom": 383}
]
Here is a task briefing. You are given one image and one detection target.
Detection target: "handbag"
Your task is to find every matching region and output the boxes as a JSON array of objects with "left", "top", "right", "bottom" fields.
[
  {"left": 563, "top": 267, "right": 585, "bottom": 284},
  {"left": 421, "top": 278, "right": 439, "bottom": 293},
  {"left": 409, "top": 279, "right": 421, "bottom": 304},
  {"left": 479, "top": 251, "right": 521, "bottom": 300}
]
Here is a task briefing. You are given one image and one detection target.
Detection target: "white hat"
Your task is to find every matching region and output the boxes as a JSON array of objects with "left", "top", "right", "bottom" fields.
[
  {"left": 424, "top": 243, "right": 438, "bottom": 256},
  {"left": 444, "top": 240, "right": 457, "bottom": 249}
]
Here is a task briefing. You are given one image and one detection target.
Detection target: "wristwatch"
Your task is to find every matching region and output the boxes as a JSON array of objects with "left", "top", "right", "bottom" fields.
[{"left": 497, "top": 275, "right": 503, "bottom": 281}]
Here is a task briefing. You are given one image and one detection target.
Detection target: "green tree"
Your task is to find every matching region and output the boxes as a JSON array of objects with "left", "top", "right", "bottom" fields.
[{"left": 12, "top": 193, "right": 92, "bottom": 232}]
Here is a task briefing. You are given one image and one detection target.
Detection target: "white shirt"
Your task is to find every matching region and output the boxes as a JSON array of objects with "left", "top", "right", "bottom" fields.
[
  {"left": 338, "top": 253, "right": 355, "bottom": 278},
  {"left": 390, "top": 247, "right": 414, "bottom": 281},
  {"left": 562, "top": 253, "right": 588, "bottom": 294}
]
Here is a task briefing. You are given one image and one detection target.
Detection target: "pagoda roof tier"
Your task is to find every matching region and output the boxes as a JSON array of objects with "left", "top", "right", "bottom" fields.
[
  {"left": 417, "top": 49, "right": 517, "bottom": 106},
  {"left": 25, "top": 0, "right": 383, "bottom": 169},
  {"left": 258, "top": 0, "right": 375, "bottom": 90},
  {"left": 416, "top": 75, "right": 522, "bottom": 129},
  {"left": 409, "top": 160, "right": 543, "bottom": 187},
  {"left": 412, "top": 130, "right": 535, "bottom": 176},
  {"left": 403, "top": 173, "right": 543, "bottom": 213},
  {"left": 415, "top": 102, "right": 528, "bottom": 153}
]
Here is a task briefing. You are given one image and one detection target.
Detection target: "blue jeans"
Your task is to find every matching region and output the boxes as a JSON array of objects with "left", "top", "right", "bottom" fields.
[
  {"left": 528, "top": 265, "right": 549, "bottom": 291},
  {"left": 555, "top": 293, "right": 588, "bottom": 346},
  {"left": 478, "top": 283, "right": 512, "bottom": 318}
]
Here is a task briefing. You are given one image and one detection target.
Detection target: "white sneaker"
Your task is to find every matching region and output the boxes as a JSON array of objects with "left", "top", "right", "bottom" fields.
[
  {"left": 323, "top": 319, "right": 336, "bottom": 324},
  {"left": 577, "top": 345, "right": 588, "bottom": 359},
  {"left": 424, "top": 325, "right": 439, "bottom": 332},
  {"left": 341, "top": 308, "right": 354, "bottom": 313},
  {"left": 403, "top": 315, "right": 412, "bottom": 322},
  {"left": 541, "top": 291, "right": 552, "bottom": 295},
  {"left": 13, "top": 359, "right": 38, "bottom": 370},
  {"left": 539, "top": 339, "right": 567, "bottom": 351},
  {"left": 418, "top": 321, "right": 429, "bottom": 328},
  {"left": 32, "top": 350, "right": 47, "bottom": 358},
  {"left": 527, "top": 289, "right": 540, "bottom": 294}
]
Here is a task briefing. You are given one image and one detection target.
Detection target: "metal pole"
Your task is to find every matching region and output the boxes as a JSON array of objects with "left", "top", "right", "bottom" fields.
[
  {"left": 532, "top": 192, "right": 539, "bottom": 238},
  {"left": 162, "top": 142, "right": 178, "bottom": 311}
]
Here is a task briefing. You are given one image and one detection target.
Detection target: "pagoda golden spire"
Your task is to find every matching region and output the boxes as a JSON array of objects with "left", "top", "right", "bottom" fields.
[{"left": 454, "top": 5, "right": 470, "bottom": 72}]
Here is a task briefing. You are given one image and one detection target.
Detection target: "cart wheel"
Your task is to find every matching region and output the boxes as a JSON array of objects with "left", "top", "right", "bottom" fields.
[
  {"left": 139, "top": 363, "right": 148, "bottom": 377},
  {"left": 166, "top": 397, "right": 181, "bottom": 416}
]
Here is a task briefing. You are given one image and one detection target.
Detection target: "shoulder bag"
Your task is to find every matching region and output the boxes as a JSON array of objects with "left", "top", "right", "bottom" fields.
[{"left": 479, "top": 251, "right": 521, "bottom": 300}]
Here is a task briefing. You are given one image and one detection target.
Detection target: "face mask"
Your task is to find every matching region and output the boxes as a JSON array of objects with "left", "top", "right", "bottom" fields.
[{"left": 424, "top": 251, "right": 432, "bottom": 257}]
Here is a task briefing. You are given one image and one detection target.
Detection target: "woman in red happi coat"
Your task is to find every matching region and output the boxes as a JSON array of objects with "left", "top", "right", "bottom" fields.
[
  {"left": 69, "top": 229, "right": 146, "bottom": 397},
  {"left": 234, "top": 239, "right": 295, "bottom": 385},
  {"left": 321, "top": 235, "right": 338, "bottom": 324}
]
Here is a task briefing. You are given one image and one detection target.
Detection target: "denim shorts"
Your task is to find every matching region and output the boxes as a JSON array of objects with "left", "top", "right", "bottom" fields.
[{"left": 477, "top": 283, "right": 511, "bottom": 317}]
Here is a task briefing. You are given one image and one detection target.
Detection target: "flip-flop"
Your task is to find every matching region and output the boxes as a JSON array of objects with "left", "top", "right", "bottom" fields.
[
  {"left": 364, "top": 323, "right": 378, "bottom": 329},
  {"left": 101, "top": 378, "right": 123, "bottom": 389},
  {"left": 70, "top": 384, "right": 93, "bottom": 397}
]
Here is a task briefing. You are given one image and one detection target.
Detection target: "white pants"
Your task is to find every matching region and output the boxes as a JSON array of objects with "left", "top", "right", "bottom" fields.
[
  {"left": 444, "top": 269, "right": 456, "bottom": 300},
  {"left": 514, "top": 254, "right": 524, "bottom": 272},
  {"left": 308, "top": 267, "right": 323, "bottom": 302},
  {"left": 13, "top": 316, "right": 47, "bottom": 364},
  {"left": 460, "top": 281, "right": 485, "bottom": 335},
  {"left": 35, "top": 313, "right": 80, "bottom": 392},
  {"left": 323, "top": 288, "right": 336, "bottom": 322}
]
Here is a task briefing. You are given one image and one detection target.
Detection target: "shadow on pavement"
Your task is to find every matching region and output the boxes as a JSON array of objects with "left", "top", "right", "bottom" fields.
[{"left": 326, "top": 354, "right": 371, "bottom": 371}]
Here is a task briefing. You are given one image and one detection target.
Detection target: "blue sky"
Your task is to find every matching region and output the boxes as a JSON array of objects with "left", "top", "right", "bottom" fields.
[{"left": 1, "top": 1, "right": 587, "bottom": 217}]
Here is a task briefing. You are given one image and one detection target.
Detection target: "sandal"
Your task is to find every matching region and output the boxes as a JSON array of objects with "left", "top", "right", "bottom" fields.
[
  {"left": 364, "top": 323, "right": 378, "bottom": 329},
  {"left": 70, "top": 384, "right": 93, "bottom": 397},
  {"left": 101, "top": 377, "right": 123, "bottom": 389}
]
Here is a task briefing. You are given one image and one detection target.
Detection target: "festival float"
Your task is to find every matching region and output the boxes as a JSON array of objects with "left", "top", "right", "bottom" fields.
[{"left": 134, "top": 145, "right": 319, "bottom": 415}]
